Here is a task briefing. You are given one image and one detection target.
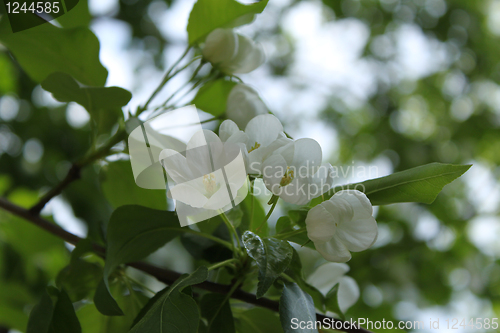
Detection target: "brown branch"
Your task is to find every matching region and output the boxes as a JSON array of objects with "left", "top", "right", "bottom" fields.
[
  {"left": 0, "top": 197, "right": 372, "bottom": 333},
  {"left": 28, "top": 129, "right": 127, "bottom": 215}
]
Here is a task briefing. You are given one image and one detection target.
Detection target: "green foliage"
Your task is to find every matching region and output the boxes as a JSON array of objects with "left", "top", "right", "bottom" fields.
[
  {"left": 27, "top": 287, "right": 81, "bottom": 333},
  {"left": 318, "top": 163, "right": 472, "bottom": 206},
  {"left": 200, "top": 293, "right": 235, "bottom": 333},
  {"left": 279, "top": 282, "right": 318, "bottom": 333},
  {"left": 98, "top": 205, "right": 181, "bottom": 314},
  {"left": 41, "top": 72, "right": 131, "bottom": 134},
  {"left": 130, "top": 266, "right": 208, "bottom": 333},
  {"left": 242, "top": 231, "right": 293, "bottom": 298},
  {"left": 191, "top": 79, "right": 237, "bottom": 117},
  {"left": 0, "top": 19, "right": 107, "bottom": 86},
  {"left": 234, "top": 308, "right": 283, "bottom": 333},
  {"left": 187, "top": 0, "right": 269, "bottom": 44},
  {"left": 100, "top": 160, "right": 167, "bottom": 210}
]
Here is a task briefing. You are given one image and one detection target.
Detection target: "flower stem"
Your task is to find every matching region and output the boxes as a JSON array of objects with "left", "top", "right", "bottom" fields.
[
  {"left": 171, "top": 227, "right": 233, "bottom": 250},
  {"left": 274, "top": 228, "right": 306, "bottom": 240},
  {"left": 162, "top": 60, "right": 206, "bottom": 106},
  {"left": 219, "top": 211, "right": 242, "bottom": 257},
  {"left": 139, "top": 46, "right": 192, "bottom": 113},
  {"left": 208, "top": 258, "right": 239, "bottom": 271},
  {"left": 256, "top": 195, "right": 279, "bottom": 233}
]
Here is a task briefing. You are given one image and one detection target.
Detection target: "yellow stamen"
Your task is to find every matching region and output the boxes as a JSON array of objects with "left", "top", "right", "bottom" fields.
[
  {"left": 280, "top": 166, "right": 294, "bottom": 187},
  {"left": 203, "top": 173, "right": 217, "bottom": 195},
  {"left": 248, "top": 142, "right": 261, "bottom": 153}
]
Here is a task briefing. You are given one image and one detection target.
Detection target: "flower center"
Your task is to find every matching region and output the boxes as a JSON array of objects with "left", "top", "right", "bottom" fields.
[
  {"left": 280, "top": 166, "right": 294, "bottom": 187},
  {"left": 248, "top": 142, "right": 261, "bottom": 153},
  {"left": 203, "top": 173, "right": 217, "bottom": 196}
]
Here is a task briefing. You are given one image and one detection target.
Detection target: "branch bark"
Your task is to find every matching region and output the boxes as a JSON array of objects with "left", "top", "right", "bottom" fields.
[{"left": 0, "top": 197, "right": 373, "bottom": 333}]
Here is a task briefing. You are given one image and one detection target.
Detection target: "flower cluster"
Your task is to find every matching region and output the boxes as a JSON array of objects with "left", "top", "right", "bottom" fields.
[{"left": 160, "top": 27, "right": 379, "bottom": 262}]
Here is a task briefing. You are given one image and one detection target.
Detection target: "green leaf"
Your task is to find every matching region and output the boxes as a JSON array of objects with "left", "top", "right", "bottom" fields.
[
  {"left": 234, "top": 308, "right": 283, "bottom": 333},
  {"left": 27, "top": 287, "right": 82, "bottom": 333},
  {"left": 284, "top": 249, "right": 324, "bottom": 312},
  {"left": 56, "top": 258, "right": 102, "bottom": 302},
  {"left": 97, "top": 205, "right": 182, "bottom": 315},
  {"left": 242, "top": 231, "right": 293, "bottom": 298},
  {"left": 320, "top": 163, "right": 472, "bottom": 206},
  {"left": 200, "top": 293, "right": 235, "bottom": 333},
  {"left": 191, "top": 79, "right": 237, "bottom": 117},
  {"left": 94, "top": 279, "right": 124, "bottom": 316},
  {"left": 41, "top": 72, "right": 131, "bottom": 133},
  {"left": 279, "top": 283, "right": 318, "bottom": 333},
  {"left": 100, "top": 160, "right": 166, "bottom": 210},
  {"left": 0, "top": 19, "right": 107, "bottom": 86},
  {"left": 130, "top": 266, "right": 208, "bottom": 333},
  {"left": 187, "top": 0, "right": 269, "bottom": 44},
  {"left": 241, "top": 189, "right": 268, "bottom": 237}
]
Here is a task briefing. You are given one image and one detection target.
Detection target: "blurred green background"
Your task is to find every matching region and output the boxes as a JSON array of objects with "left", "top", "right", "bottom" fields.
[{"left": 0, "top": 0, "right": 499, "bottom": 332}]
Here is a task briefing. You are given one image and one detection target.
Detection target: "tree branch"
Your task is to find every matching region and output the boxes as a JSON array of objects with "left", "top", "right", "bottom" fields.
[
  {"left": 29, "top": 129, "right": 127, "bottom": 215},
  {"left": 0, "top": 197, "right": 373, "bottom": 333}
]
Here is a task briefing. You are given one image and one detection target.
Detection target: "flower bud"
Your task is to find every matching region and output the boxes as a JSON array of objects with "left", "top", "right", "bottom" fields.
[
  {"left": 226, "top": 84, "right": 267, "bottom": 129},
  {"left": 203, "top": 28, "right": 265, "bottom": 74}
]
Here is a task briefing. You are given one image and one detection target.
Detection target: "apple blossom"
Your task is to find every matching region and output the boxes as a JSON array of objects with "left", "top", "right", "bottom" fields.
[
  {"left": 226, "top": 84, "right": 267, "bottom": 129},
  {"left": 202, "top": 28, "right": 265, "bottom": 75},
  {"left": 220, "top": 114, "right": 292, "bottom": 175},
  {"left": 305, "top": 190, "right": 378, "bottom": 262},
  {"left": 262, "top": 138, "right": 334, "bottom": 205}
]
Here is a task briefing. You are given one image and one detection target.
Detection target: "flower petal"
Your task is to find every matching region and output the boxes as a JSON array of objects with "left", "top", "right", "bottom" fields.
[
  {"left": 306, "top": 263, "right": 350, "bottom": 295},
  {"left": 226, "top": 84, "right": 267, "bottom": 129},
  {"left": 335, "top": 215, "right": 378, "bottom": 252},
  {"left": 291, "top": 138, "right": 323, "bottom": 176},
  {"left": 202, "top": 28, "right": 238, "bottom": 65},
  {"left": 338, "top": 276, "right": 360, "bottom": 313},
  {"left": 169, "top": 183, "right": 209, "bottom": 208},
  {"left": 306, "top": 204, "right": 336, "bottom": 243},
  {"left": 262, "top": 153, "right": 288, "bottom": 195},
  {"left": 245, "top": 114, "right": 283, "bottom": 148},
  {"left": 314, "top": 235, "right": 352, "bottom": 262},
  {"left": 219, "top": 119, "right": 240, "bottom": 142}
]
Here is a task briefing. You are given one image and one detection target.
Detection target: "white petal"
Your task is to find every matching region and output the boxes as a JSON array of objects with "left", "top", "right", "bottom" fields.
[
  {"left": 226, "top": 84, "right": 267, "bottom": 129},
  {"left": 335, "top": 215, "right": 378, "bottom": 252},
  {"left": 169, "top": 183, "right": 209, "bottom": 208},
  {"left": 334, "top": 190, "right": 373, "bottom": 217},
  {"left": 314, "top": 235, "right": 352, "bottom": 262},
  {"left": 338, "top": 276, "right": 360, "bottom": 313},
  {"left": 202, "top": 28, "right": 238, "bottom": 65},
  {"left": 245, "top": 114, "right": 283, "bottom": 148},
  {"left": 262, "top": 154, "right": 287, "bottom": 195},
  {"left": 219, "top": 119, "right": 240, "bottom": 142},
  {"left": 306, "top": 263, "right": 350, "bottom": 295},
  {"left": 291, "top": 138, "right": 323, "bottom": 176},
  {"left": 322, "top": 197, "right": 354, "bottom": 227},
  {"left": 204, "top": 185, "right": 232, "bottom": 210},
  {"left": 223, "top": 34, "right": 265, "bottom": 74},
  {"left": 159, "top": 149, "right": 194, "bottom": 184},
  {"left": 306, "top": 204, "right": 336, "bottom": 243}
]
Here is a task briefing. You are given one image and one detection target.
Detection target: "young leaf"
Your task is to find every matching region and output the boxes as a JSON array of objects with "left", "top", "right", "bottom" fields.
[
  {"left": 279, "top": 282, "right": 318, "bottom": 333},
  {"left": 200, "top": 293, "right": 235, "bottom": 333},
  {"left": 234, "top": 308, "right": 283, "bottom": 333},
  {"left": 94, "top": 279, "right": 124, "bottom": 316},
  {"left": 129, "top": 266, "right": 209, "bottom": 333},
  {"left": 242, "top": 231, "right": 293, "bottom": 298},
  {"left": 100, "top": 160, "right": 167, "bottom": 210},
  {"left": 56, "top": 258, "right": 102, "bottom": 302},
  {"left": 0, "top": 20, "right": 107, "bottom": 86},
  {"left": 187, "top": 0, "right": 269, "bottom": 45},
  {"left": 27, "top": 287, "right": 82, "bottom": 333},
  {"left": 321, "top": 163, "right": 472, "bottom": 206},
  {"left": 97, "top": 205, "right": 182, "bottom": 315},
  {"left": 191, "top": 79, "right": 237, "bottom": 117},
  {"left": 41, "top": 72, "right": 131, "bottom": 134}
]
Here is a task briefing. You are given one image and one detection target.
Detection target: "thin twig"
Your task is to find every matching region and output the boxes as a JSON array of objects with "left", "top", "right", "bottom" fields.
[{"left": 0, "top": 197, "right": 373, "bottom": 333}]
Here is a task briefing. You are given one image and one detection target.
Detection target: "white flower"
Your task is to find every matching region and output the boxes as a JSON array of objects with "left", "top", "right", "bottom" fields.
[
  {"left": 202, "top": 28, "right": 265, "bottom": 74},
  {"left": 306, "top": 190, "right": 378, "bottom": 262},
  {"left": 306, "top": 263, "right": 360, "bottom": 314},
  {"left": 160, "top": 129, "right": 247, "bottom": 214},
  {"left": 262, "top": 139, "right": 334, "bottom": 205},
  {"left": 226, "top": 84, "right": 267, "bottom": 129},
  {"left": 220, "top": 114, "right": 292, "bottom": 176}
]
